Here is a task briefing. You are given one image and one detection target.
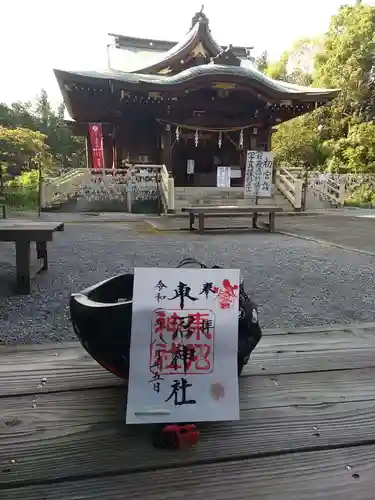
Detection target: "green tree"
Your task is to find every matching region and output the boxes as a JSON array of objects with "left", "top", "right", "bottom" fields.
[
  {"left": 0, "top": 126, "right": 55, "bottom": 175},
  {"left": 265, "top": 38, "right": 317, "bottom": 84},
  {"left": 0, "top": 101, "right": 38, "bottom": 130},
  {"left": 266, "top": 51, "right": 289, "bottom": 81},
  {"left": 33, "top": 90, "right": 85, "bottom": 169},
  {"left": 5, "top": 170, "right": 41, "bottom": 209},
  {"left": 0, "top": 90, "right": 86, "bottom": 171},
  {"left": 325, "top": 121, "right": 375, "bottom": 173},
  {"left": 268, "top": 39, "right": 323, "bottom": 166},
  {"left": 271, "top": 3, "right": 375, "bottom": 174},
  {"left": 0, "top": 104, "right": 14, "bottom": 127},
  {"left": 272, "top": 114, "right": 328, "bottom": 168},
  {"left": 255, "top": 51, "right": 269, "bottom": 73},
  {"left": 288, "top": 68, "right": 313, "bottom": 87},
  {"left": 314, "top": 3, "right": 375, "bottom": 135},
  {"left": 35, "top": 89, "right": 53, "bottom": 135}
]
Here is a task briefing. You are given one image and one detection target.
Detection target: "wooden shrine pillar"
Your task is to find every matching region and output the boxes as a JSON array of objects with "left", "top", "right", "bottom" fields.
[
  {"left": 269, "top": 127, "right": 277, "bottom": 185},
  {"left": 266, "top": 127, "right": 273, "bottom": 152},
  {"left": 161, "top": 124, "right": 172, "bottom": 174},
  {"left": 250, "top": 126, "right": 259, "bottom": 150},
  {"left": 240, "top": 128, "right": 252, "bottom": 180},
  {"left": 85, "top": 134, "right": 93, "bottom": 170},
  {"left": 103, "top": 134, "right": 113, "bottom": 171},
  {"left": 110, "top": 125, "right": 121, "bottom": 169},
  {"left": 115, "top": 136, "right": 121, "bottom": 169}
]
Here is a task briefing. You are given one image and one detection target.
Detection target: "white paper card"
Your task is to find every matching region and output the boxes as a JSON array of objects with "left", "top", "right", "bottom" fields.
[
  {"left": 230, "top": 167, "right": 242, "bottom": 179},
  {"left": 187, "top": 159, "right": 195, "bottom": 174},
  {"left": 126, "top": 267, "right": 240, "bottom": 424},
  {"left": 244, "top": 150, "right": 273, "bottom": 198},
  {"left": 217, "top": 166, "right": 231, "bottom": 188}
]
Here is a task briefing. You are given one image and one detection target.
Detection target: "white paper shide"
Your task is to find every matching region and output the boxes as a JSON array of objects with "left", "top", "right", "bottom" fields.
[
  {"left": 244, "top": 150, "right": 273, "bottom": 198},
  {"left": 126, "top": 267, "right": 241, "bottom": 424}
]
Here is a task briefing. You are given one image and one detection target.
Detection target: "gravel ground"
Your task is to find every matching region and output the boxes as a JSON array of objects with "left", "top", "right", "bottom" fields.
[{"left": 0, "top": 222, "right": 374, "bottom": 344}]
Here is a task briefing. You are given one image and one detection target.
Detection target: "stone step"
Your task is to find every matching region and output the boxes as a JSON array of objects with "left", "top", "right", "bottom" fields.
[
  {"left": 174, "top": 186, "right": 294, "bottom": 211},
  {"left": 175, "top": 195, "right": 245, "bottom": 201},
  {"left": 174, "top": 199, "right": 287, "bottom": 207},
  {"left": 174, "top": 195, "right": 289, "bottom": 205}
]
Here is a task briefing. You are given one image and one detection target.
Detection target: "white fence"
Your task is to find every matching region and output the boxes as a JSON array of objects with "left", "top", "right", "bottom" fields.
[
  {"left": 276, "top": 167, "right": 375, "bottom": 209},
  {"left": 42, "top": 165, "right": 175, "bottom": 213}
]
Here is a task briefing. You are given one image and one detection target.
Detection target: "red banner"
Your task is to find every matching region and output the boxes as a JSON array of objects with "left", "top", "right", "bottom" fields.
[{"left": 88, "top": 123, "right": 104, "bottom": 170}]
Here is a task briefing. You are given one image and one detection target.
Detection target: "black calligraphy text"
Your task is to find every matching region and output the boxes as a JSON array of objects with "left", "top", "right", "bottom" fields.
[{"left": 165, "top": 377, "right": 196, "bottom": 406}]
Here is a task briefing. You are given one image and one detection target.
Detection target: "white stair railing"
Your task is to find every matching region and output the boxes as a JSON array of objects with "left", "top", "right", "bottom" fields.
[
  {"left": 160, "top": 164, "right": 175, "bottom": 212},
  {"left": 42, "top": 164, "right": 176, "bottom": 212},
  {"left": 307, "top": 173, "right": 347, "bottom": 207},
  {"left": 274, "top": 167, "right": 375, "bottom": 209},
  {"left": 42, "top": 168, "right": 91, "bottom": 207},
  {"left": 275, "top": 167, "right": 303, "bottom": 209},
  {"left": 277, "top": 167, "right": 347, "bottom": 209}
]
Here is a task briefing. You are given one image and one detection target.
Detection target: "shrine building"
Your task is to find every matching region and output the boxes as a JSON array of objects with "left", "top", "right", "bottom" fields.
[{"left": 54, "top": 9, "right": 339, "bottom": 189}]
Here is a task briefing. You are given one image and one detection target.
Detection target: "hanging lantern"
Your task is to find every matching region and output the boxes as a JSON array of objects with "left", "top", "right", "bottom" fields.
[
  {"left": 218, "top": 131, "right": 222, "bottom": 148},
  {"left": 239, "top": 128, "right": 244, "bottom": 149},
  {"left": 176, "top": 126, "right": 180, "bottom": 142},
  {"left": 194, "top": 129, "right": 199, "bottom": 147}
]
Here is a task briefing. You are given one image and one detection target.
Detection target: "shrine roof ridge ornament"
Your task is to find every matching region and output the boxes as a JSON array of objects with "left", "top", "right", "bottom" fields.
[
  {"left": 54, "top": 64, "right": 340, "bottom": 102},
  {"left": 108, "top": 8, "right": 250, "bottom": 75},
  {"left": 109, "top": 8, "right": 251, "bottom": 60},
  {"left": 190, "top": 5, "right": 209, "bottom": 27},
  {"left": 210, "top": 47, "right": 241, "bottom": 67},
  {"left": 109, "top": 34, "right": 249, "bottom": 60}
]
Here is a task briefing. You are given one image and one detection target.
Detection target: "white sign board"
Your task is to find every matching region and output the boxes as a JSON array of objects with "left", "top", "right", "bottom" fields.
[
  {"left": 217, "top": 166, "right": 231, "bottom": 188},
  {"left": 187, "top": 159, "right": 195, "bottom": 174},
  {"left": 126, "top": 267, "right": 240, "bottom": 424},
  {"left": 244, "top": 150, "right": 273, "bottom": 198},
  {"left": 230, "top": 166, "right": 242, "bottom": 179}
]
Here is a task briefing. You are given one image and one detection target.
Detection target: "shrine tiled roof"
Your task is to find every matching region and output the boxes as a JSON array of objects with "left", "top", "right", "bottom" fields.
[
  {"left": 54, "top": 64, "right": 339, "bottom": 101},
  {"left": 54, "top": 7, "right": 340, "bottom": 120}
]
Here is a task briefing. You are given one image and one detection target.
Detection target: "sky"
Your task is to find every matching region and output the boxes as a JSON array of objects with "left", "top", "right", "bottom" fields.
[{"left": 0, "top": 0, "right": 372, "bottom": 107}]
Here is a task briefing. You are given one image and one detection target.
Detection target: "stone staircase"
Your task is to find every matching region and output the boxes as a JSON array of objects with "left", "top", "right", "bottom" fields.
[
  {"left": 173, "top": 186, "right": 294, "bottom": 213},
  {"left": 42, "top": 169, "right": 92, "bottom": 209}
]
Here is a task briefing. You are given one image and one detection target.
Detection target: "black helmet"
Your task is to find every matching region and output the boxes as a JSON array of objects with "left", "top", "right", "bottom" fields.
[{"left": 70, "top": 258, "right": 262, "bottom": 380}]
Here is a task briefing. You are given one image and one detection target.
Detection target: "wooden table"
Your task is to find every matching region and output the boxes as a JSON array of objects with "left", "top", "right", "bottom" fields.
[
  {"left": 0, "top": 220, "right": 64, "bottom": 294},
  {"left": 1, "top": 321, "right": 375, "bottom": 499},
  {"left": 181, "top": 205, "right": 283, "bottom": 234}
]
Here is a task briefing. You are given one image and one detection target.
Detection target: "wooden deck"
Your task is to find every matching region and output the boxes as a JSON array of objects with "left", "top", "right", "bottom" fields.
[{"left": 1, "top": 322, "right": 375, "bottom": 499}]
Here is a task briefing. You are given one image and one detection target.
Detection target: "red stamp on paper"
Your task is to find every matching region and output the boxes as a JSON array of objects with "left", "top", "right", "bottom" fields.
[
  {"left": 149, "top": 309, "right": 215, "bottom": 375},
  {"left": 217, "top": 279, "right": 238, "bottom": 309}
]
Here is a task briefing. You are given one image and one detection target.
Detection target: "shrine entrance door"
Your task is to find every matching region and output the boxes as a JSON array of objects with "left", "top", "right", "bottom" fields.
[{"left": 171, "top": 132, "right": 243, "bottom": 187}]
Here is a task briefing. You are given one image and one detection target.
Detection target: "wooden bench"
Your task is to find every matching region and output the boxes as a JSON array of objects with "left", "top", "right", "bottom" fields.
[
  {"left": 181, "top": 205, "right": 283, "bottom": 234},
  {"left": 0, "top": 220, "right": 64, "bottom": 294},
  {"left": 2, "top": 322, "right": 375, "bottom": 498}
]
